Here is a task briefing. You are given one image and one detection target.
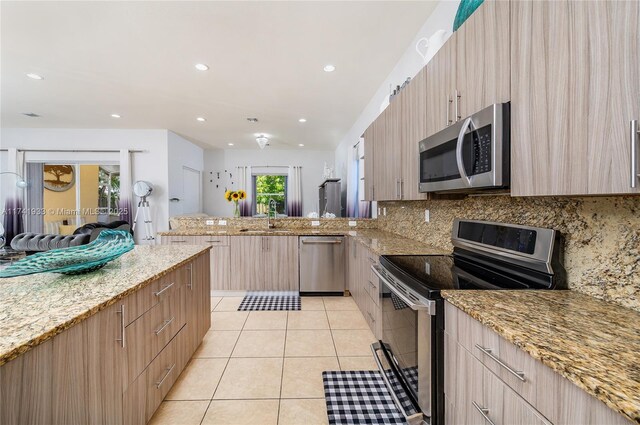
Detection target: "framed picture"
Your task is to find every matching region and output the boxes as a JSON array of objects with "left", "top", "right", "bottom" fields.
[{"left": 44, "top": 164, "right": 75, "bottom": 192}]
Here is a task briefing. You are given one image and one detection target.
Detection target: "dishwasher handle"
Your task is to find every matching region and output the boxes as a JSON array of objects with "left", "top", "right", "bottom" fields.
[{"left": 301, "top": 239, "right": 343, "bottom": 244}]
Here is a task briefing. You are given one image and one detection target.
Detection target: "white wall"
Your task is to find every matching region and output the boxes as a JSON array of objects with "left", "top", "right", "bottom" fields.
[
  {"left": 334, "top": 0, "right": 460, "bottom": 194},
  {"left": 203, "top": 148, "right": 335, "bottom": 217},
  {"left": 167, "top": 131, "right": 204, "bottom": 217},
  {"left": 1, "top": 128, "right": 173, "bottom": 238}
]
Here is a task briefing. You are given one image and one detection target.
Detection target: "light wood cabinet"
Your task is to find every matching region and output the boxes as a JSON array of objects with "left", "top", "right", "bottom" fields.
[
  {"left": 425, "top": 30, "right": 456, "bottom": 138},
  {"left": 345, "top": 238, "right": 382, "bottom": 339},
  {"left": 455, "top": 0, "right": 510, "bottom": 120},
  {"left": 0, "top": 253, "right": 210, "bottom": 425},
  {"left": 401, "top": 67, "right": 429, "bottom": 200},
  {"left": 511, "top": 0, "right": 640, "bottom": 196},
  {"left": 445, "top": 301, "right": 631, "bottom": 425},
  {"left": 372, "top": 101, "right": 403, "bottom": 201},
  {"left": 362, "top": 125, "right": 375, "bottom": 202},
  {"left": 230, "top": 236, "right": 299, "bottom": 291}
]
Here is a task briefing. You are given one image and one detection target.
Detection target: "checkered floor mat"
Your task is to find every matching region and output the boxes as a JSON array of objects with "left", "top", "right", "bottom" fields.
[
  {"left": 323, "top": 370, "right": 418, "bottom": 425},
  {"left": 237, "top": 291, "right": 301, "bottom": 311},
  {"left": 390, "top": 292, "right": 409, "bottom": 310}
]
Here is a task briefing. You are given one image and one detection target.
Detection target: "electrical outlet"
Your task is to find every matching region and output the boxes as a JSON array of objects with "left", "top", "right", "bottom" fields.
[
  {"left": 206, "top": 220, "right": 215, "bottom": 226},
  {"left": 311, "top": 220, "right": 320, "bottom": 226},
  {"left": 383, "top": 207, "right": 387, "bottom": 216},
  {"left": 218, "top": 220, "right": 227, "bottom": 226},
  {"left": 348, "top": 220, "right": 357, "bottom": 227},
  {"left": 424, "top": 209, "right": 430, "bottom": 223},
  {"left": 378, "top": 207, "right": 381, "bottom": 216}
]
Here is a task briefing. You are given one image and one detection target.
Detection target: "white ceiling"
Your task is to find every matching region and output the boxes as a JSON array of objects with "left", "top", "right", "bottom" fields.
[{"left": 1, "top": 1, "right": 438, "bottom": 150}]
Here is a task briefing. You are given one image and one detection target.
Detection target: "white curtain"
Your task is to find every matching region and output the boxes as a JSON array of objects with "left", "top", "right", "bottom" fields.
[
  {"left": 346, "top": 143, "right": 359, "bottom": 217},
  {"left": 119, "top": 149, "right": 133, "bottom": 224},
  {"left": 2, "top": 148, "right": 26, "bottom": 243},
  {"left": 287, "top": 166, "right": 303, "bottom": 217},
  {"left": 236, "top": 166, "right": 252, "bottom": 216}
]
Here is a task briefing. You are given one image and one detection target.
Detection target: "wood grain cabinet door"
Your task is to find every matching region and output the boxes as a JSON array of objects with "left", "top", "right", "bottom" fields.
[
  {"left": 401, "top": 67, "right": 429, "bottom": 200},
  {"left": 372, "top": 107, "right": 394, "bottom": 201},
  {"left": 425, "top": 32, "right": 456, "bottom": 138},
  {"left": 362, "top": 124, "right": 375, "bottom": 201},
  {"left": 511, "top": 0, "right": 640, "bottom": 196},
  {"left": 229, "top": 236, "right": 263, "bottom": 290},
  {"left": 262, "top": 236, "right": 299, "bottom": 291},
  {"left": 455, "top": 0, "right": 510, "bottom": 121}
]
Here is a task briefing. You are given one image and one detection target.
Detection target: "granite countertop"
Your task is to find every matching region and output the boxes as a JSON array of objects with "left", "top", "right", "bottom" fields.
[
  {"left": 441, "top": 290, "right": 640, "bottom": 423},
  {"left": 0, "top": 245, "right": 210, "bottom": 367},
  {"left": 158, "top": 228, "right": 448, "bottom": 256}
]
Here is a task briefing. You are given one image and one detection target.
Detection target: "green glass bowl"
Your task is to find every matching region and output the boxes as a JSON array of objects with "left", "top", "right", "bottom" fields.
[{"left": 0, "top": 229, "right": 134, "bottom": 278}]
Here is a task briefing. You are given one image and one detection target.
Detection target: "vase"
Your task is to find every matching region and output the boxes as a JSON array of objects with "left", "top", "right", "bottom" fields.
[{"left": 233, "top": 202, "right": 240, "bottom": 218}]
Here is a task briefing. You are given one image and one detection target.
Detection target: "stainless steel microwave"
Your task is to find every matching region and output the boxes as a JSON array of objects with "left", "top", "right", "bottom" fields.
[{"left": 419, "top": 103, "right": 510, "bottom": 193}]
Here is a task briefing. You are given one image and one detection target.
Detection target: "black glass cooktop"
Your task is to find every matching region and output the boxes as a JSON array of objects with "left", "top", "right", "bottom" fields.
[{"left": 380, "top": 253, "right": 556, "bottom": 300}]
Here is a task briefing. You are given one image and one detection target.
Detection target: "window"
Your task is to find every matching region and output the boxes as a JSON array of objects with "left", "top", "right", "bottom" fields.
[
  {"left": 98, "top": 166, "right": 120, "bottom": 217},
  {"left": 253, "top": 174, "right": 287, "bottom": 215}
]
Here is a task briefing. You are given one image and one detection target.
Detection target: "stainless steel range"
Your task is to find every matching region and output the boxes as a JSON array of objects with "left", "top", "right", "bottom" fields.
[{"left": 370, "top": 219, "right": 566, "bottom": 425}]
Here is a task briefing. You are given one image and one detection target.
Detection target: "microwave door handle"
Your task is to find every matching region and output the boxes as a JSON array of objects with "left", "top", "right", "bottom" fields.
[{"left": 456, "top": 117, "right": 473, "bottom": 187}]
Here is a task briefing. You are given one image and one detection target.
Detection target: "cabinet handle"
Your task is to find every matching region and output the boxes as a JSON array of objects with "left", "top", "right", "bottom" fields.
[
  {"left": 455, "top": 89, "right": 461, "bottom": 121},
  {"left": 155, "top": 363, "right": 176, "bottom": 388},
  {"left": 368, "top": 280, "right": 376, "bottom": 289},
  {"left": 172, "top": 240, "right": 186, "bottom": 243},
  {"left": 446, "top": 94, "right": 453, "bottom": 126},
  {"left": 631, "top": 119, "right": 639, "bottom": 188},
  {"left": 475, "top": 344, "right": 526, "bottom": 382},
  {"left": 155, "top": 317, "right": 175, "bottom": 335},
  {"left": 187, "top": 265, "right": 193, "bottom": 290},
  {"left": 367, "top": 311, "right": 375, "bottom": 323},
  {"left": 367, "top": 257, "right": 377, "bottom": 264},
  {"left": 116, "top": 304, "right": 125, "bottom": 348},
  {"left": 205, "top": 240, "right": 221, "bottom": 243},
  {"left": 472, "top": 401, "right": 496, "bottom": 425},
  {"left": 153, "top": 282, "right": 174, "bottom": 297}
]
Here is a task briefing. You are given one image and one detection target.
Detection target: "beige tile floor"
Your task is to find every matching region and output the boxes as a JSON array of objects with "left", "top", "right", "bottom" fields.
[{"left": 150, "top": 295, "right": 377, "bottom": 425}]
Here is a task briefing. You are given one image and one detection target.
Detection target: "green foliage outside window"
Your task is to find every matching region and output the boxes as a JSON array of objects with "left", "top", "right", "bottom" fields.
[{"left": 255, "top": 175, "right": 287, "bottom": 215}]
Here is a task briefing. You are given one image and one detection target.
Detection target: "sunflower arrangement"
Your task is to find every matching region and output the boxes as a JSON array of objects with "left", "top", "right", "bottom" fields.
[{"left": 225, "top": 189, "right": 246, "bottom": 217}]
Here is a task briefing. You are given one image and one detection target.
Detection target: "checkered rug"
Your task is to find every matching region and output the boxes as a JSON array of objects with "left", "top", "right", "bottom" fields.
[
  {"left": 237, "top": 291, "right": 301, "bottom": 311},
  {"left": 323, "top": 370, "right": 418, "bottom": 425},
  {"left": 390, "top": 292, "right": 408, "bottom": 310}
]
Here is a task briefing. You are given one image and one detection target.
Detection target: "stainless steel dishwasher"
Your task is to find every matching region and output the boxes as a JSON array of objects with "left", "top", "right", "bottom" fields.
[{"left": 299, "top": 236, "right": 345, "bottom": 294}]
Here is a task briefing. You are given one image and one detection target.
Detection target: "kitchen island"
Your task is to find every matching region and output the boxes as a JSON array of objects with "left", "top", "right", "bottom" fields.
[{"left": 0, "top": 244, "right": 211, "bottom": 425}]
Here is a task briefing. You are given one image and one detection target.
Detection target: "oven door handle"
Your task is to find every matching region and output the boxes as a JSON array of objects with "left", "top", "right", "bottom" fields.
[
  {"left": 456, "top": 117, "right": 473, "bottom": 187},
  {"left": 371, "top": 265, "right": 435, "bottom": 315},
  {"left": 371, "top": 342, "right": 425, "bottom": 425}
]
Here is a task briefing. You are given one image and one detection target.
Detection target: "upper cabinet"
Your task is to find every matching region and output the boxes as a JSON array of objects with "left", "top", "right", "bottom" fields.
[
  {"left": 455, "top": 0, "right": 511, "bottom": 120},
  {"left": 511, "top": 0, "right": 640, "bottom": 196}
]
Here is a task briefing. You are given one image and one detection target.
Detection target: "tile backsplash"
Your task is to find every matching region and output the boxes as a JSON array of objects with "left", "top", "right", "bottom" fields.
[{"left": 377, "top": 196, "right": 640, "bottom": 312}]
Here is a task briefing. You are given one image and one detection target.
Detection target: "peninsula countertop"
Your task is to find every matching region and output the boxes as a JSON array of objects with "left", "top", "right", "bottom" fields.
[
  {"left": 158, "top": 228, "right": 449, "bottom": 256},
  {"left": 441, "top": 290, "right": 640, "bottom": 423},
  {"left": 0, "top": 245, "right": 210, "bottom": 367}
]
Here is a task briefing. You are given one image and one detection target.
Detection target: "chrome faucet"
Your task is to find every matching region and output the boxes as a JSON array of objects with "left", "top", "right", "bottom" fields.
[{"left": 267, "top": 199, "right": 277, "bottom": 229}]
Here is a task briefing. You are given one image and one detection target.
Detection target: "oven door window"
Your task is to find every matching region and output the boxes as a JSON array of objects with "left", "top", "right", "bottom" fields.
[
  {"left": 420, "top": 124, "right": 492, "bottom": 183},
  {"left": 380, "top": 292, "right": 419, "bottom": 396}
]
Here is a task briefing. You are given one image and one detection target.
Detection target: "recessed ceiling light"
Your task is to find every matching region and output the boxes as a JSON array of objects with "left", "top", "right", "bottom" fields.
[
  {"left": 196, "top": 117, "right": 206, "bottom": 122},
  {"left": 227, "top": 143, "right": 234, "bottom": 146},
  {"left": 194, "top": 63, "right": 209, "bottom": 71},
  {"left": 26, "top": 73, "right": 43, "bottom": 80},
  {"left": 111, "top": 113, "right": 121, "bottom": 118},
  {"left": 298, "top": 144, "right": 305, "bottom": 147},
  {"left": 323, "top": 64, "right": 336, "bottom": 72},
  {"left": 298, "top": 118, "right": 307, "bottom": 123}
]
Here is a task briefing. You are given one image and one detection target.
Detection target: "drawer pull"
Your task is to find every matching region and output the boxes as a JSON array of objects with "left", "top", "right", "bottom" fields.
[
  {"left": 368, "top": 280, "right": 376, "bottom": 288},
  {"left": 116, "top": 304, "right": 125, "bottom": 348},
  {"left": 367, "top": 311, "right": 375, "bottom": 323},
  {"left": 472, "top": 401, "right": 496, "bottom": 425},
  {"left": 188, "top": 265, "right": 193, "bottom": 290},
  {"left": 155, "top": 317, "right": 175, "bottom": 335},
  {"left": 153, "top": 282, "right": 175, "bottom": 297},
  {"left": 172, "top": 240, "right": 186, "bottom": 243},
  {"left": 367, "top": 257, "right": 377, "bottom": 264},
  {"left": 475, "top": 344, "right": 526, "bottom": 382},
  {"left": 155, "top": 363, "right": 176, "bottom": 388},
  {"left": 205, "top": 240, "right": 221, "bottom": 243}
]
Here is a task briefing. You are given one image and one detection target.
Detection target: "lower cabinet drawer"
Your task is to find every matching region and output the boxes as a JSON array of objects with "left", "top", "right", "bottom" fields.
[
  {"left": 123, "top": 268, "right": 183, "bottom": 326},
  {"left": 125, "top": 284, "right": 186, "bottom": 384},
  {"left": 123, "top": 327, "right": 187, "bottom": 425}
]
